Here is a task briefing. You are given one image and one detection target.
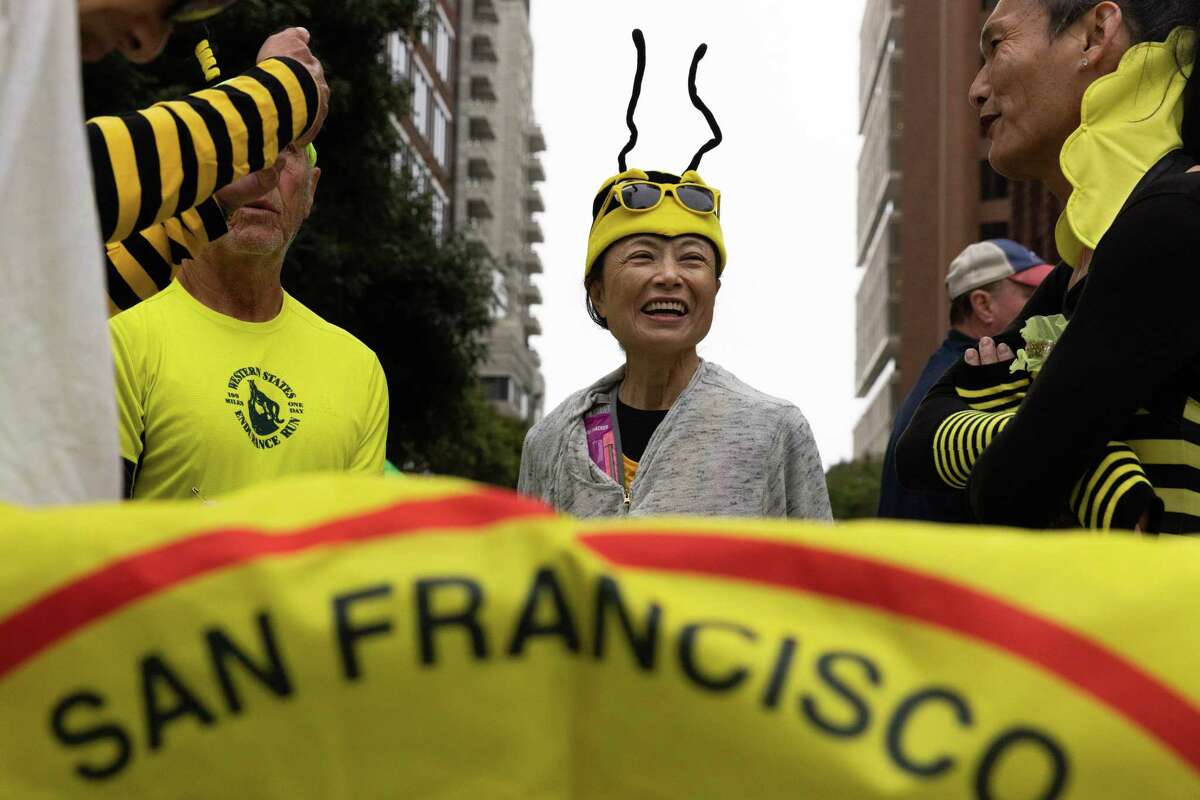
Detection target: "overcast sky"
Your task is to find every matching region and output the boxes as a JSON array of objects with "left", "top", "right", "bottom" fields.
[{"left": 528, "top": 0, "right": 867, "bottom": 467}]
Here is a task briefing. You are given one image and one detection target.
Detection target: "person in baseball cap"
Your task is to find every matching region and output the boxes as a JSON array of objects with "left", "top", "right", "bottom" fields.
[
  {"left": 878, "top": 239, "right": 1054, "bottom": 524},
  {"left": 946, "top": 239, "right": 1057, "bottom": 328}
]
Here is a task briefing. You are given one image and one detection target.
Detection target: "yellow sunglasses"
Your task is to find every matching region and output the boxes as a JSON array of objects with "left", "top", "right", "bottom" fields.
[
  {"left": 600, "top": 180, "right": 721, "bottom": 221},
  {"left": 167, "top": 0, "right": 240, "bottom": 24}
]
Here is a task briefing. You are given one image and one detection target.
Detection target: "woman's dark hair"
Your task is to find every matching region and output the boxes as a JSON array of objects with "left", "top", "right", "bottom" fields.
[
  {"left": 1040, "top": 1, "right": 1200, "bottom": 154},
  {"left": 585, "top": 257, "right": 609, "bottom": 329}
]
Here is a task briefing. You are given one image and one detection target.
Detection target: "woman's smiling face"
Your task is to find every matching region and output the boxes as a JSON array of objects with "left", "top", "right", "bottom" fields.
[{"left": 589, "top": 234, "right": 720, "bottom": 358}]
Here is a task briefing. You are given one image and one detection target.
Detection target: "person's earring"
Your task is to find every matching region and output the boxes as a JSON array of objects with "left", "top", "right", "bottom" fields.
[{"left": 1081, "top": 57, "right": 1090, "bottom": 67}]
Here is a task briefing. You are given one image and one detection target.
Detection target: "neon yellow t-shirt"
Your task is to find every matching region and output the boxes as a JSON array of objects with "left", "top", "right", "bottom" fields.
[{"left": 110, "top": 281, "right": 389, "bottom": 500}]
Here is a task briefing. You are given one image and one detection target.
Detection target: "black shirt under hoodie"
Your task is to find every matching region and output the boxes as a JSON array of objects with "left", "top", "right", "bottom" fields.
[
  {"left": 897, "top": 153, "right": 1200, "bottom": 534},
  {"left": 616, "top": 399, "right": 668, "bottom": 463}
]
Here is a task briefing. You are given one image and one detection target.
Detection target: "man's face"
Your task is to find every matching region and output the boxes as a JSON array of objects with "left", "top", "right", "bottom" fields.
[
  {"left": 984, "top": 279, "right": 1037, "bottom": 336},
  {"left": 968, "top": 0, "right": 1091, "bottom": 182},
  {"left": 77, "top": 0, "right": 177, "bottom": 63},
  {"left": 214, "top": 145, "right": 321, "bottom": 259},
  {"left": 78, "top": 0, "right": 238, "bottom": 63}
]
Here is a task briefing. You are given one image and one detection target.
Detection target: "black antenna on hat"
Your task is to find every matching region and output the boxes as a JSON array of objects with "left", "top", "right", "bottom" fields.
[
  {"left": 617, "top": 29, "right": 647, "bottom": 172},
  {"left": 685, "top": 43, "right": 723, "bottom": 172}
]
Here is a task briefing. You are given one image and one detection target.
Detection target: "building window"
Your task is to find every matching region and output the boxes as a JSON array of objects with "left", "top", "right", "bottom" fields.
[
  {"left": 436, "top": 23, "right": 452, "bottom": 82},
  {"left": 388, "top": 32, "right": 409, "bottom": 81},
  {"left": 980, "top": 160, "right": 1009, "bottom": 201},
  {"left": 409, "top": 159, "right": 432, "bottom": 194},
  {"left": 481, "top": 376, "right": 512, "bottom": 403},
  {"left": 980, "top": 221, "right": 1010, "bottom": 241},
  {"left": 432, "top": 105, "right": 449, "bottom": 168},
  {"left": 412, "top": 69, "right": 429, "bottom": 137},
  {"left": 392, "top": 145, "right": 409, "bottom": 176},
  {"left": 490, "top": 269, "right": 508, "bottom": 319}
]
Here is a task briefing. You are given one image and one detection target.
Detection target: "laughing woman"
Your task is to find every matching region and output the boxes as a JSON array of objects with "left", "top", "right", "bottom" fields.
[{"left": 518, "top": 33, "right": 831, "bottom": 520}]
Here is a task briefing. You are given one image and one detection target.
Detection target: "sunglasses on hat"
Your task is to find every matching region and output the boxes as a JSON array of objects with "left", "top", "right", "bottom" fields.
[
  {"left": 599, "top": 180, "right": 721, "bottom": 223},
  {"left": 166, "top": 0, "right": 240, "bottom": 24}
]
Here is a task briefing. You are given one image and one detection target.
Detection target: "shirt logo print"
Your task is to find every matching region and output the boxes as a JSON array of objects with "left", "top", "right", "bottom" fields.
[{"left": 225, "top": 367, "right": 305, "bottom": 450}]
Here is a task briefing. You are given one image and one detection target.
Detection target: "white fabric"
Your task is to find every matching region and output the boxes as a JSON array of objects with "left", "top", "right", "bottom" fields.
[{"left": 0, "top": 0, "right": 120, "bottom": 505}]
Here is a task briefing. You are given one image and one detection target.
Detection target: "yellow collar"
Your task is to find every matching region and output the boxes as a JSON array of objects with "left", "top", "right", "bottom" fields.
[{"left": 1056, "top": 27, "right": 1195, "bottom": 268}]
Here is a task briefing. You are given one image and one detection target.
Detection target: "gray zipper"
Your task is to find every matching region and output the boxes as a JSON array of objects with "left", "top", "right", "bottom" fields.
[{"left": 609, "top": 391, "right": 633, "bottom": 515}]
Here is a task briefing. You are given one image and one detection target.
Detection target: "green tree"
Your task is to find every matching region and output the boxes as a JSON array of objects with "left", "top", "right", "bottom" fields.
[
  {"left": 825, "top": 459, "right": 883, "bottom": 520},
  {"left": 83, "top": 1, "right": 524, "bottom": 486},
  {"left": 421, "top": 389, "right": 530, "bottom": 488}
]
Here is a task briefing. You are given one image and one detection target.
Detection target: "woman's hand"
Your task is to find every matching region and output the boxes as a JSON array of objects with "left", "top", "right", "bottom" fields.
[{"left": 964, "top": 336, "right": 1015, "bottom": 367}]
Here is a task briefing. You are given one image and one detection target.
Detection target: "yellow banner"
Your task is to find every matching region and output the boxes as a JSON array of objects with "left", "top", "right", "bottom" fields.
[{"left": 1, "top": 474, "right": 1198, "bottom": 798}]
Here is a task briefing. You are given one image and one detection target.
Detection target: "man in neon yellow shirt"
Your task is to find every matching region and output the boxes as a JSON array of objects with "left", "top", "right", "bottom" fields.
[{"left": 110, "top": 143, "right": 389, "bottom": 500}]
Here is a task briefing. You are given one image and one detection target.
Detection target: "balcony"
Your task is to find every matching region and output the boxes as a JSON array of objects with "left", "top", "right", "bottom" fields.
[
  {"left": 473, "top": 0, "right": 499, "bottom": 23},
  {"left": 523, "top": 282, "right": 542, "bottom": 306},
  {"left": 528, "top": 125, "right": 547, "bottom": 153},
  {"left": 470, "top": 75, "right": 497, "bottom": 102},
  {"left": 527, "top": 156, "right": 546, "bottom": 183},
  {"left": 471, "top": 35, "right": 498, "bottom": 63},
  {"left": 466, "top": 197, "right": 493, "bottom": 221},
  {"left": 855, "top": 208, "right": 901, "bottom": 397},
  {"left": 468, "top": 116, "right": 496, "bottom": 142},
  {"left": 853, "top": 375, "right": 900, "bottom": 460},
  {"left": 525, "top": 220, "right": 544, "bottom": 244},
  {"left": 525, "top": 249, "right": 543, "bottom": 274},
  {"left": 526, "top": 187, "right": 544, "bottom": 213},
  {"left": 859, "top": 0, "right": 903, "bottom": 124},
  {"left": 523, "top": 313, "right": 542, "bottom": 338},
  {"left": 467, "top": 157, "right": 494, "bottom": 181},
  {"left": 856, "top": 65, "right": 902, "bottom": 261}
]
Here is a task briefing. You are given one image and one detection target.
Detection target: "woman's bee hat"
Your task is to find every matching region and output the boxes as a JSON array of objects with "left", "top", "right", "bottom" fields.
[{"left": 585, "top": 30, "right": 727, "bottom": 277}]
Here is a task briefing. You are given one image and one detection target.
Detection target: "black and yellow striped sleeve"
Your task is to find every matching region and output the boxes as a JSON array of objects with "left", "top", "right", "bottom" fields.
[
  {"left": 896, "top": 359, "right": 1027, "bottom": 495},
  {"left": 87, "top": 56, "right": 319, "bottom": 245},
  {"left": 105, "top": 197, "right": 227, "bottom": 314},
  {"left": 896, "top": 263, "right": 1073, "bottom": 502},
  {"left": 1069, "top": 442, "right": 1161, "bottom": 531},
  {"left": 968, "top": 192, "right": 1200, "bottom": 530},
  {"left": 931, "top": 410, "right": 1017, "bottom": 490},
  {"left": 955, "top": 376, "right": 1029, "bottom": 412}
]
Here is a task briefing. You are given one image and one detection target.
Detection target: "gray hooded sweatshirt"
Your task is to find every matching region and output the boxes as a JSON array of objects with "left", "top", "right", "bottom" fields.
[{"left": 518, "top": 361, "right": 832, "bottom": 520}]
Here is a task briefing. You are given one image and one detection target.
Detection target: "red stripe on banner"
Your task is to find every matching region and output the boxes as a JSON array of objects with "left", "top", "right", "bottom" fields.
[
  {"left": 579, "top": 531, "right": 1200, "bottom": 775},
  {"left": 0, "top": 489, "right": 553, "bottom": 681}
]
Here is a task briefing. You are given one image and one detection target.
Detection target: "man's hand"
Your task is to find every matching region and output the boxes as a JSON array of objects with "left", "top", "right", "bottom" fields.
[
  {"left": 257, "top": 27, "right": 329, "bottom": 147},
  {"left": 964, "top": 336, "right": 1015, "bottom": 367}
]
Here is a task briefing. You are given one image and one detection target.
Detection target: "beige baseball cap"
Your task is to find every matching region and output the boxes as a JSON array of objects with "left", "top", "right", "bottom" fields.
[{"left": 946, "top": 239, "right": 1054, "bottom": 300}]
